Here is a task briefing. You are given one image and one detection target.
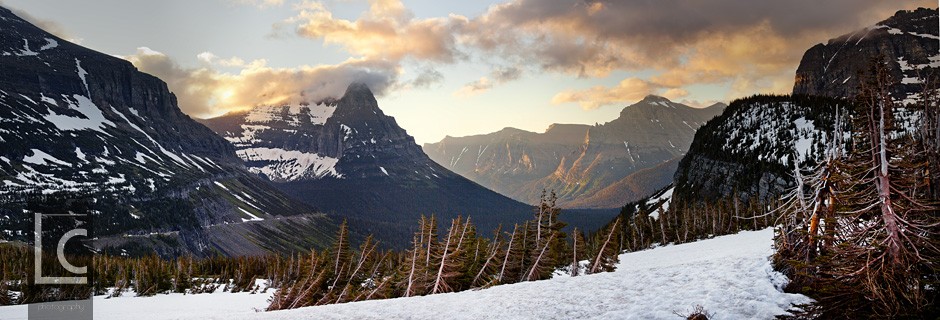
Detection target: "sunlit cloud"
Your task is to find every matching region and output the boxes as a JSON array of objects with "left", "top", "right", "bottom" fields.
[
  {"left": 468, "top": 0, "right": 933, "bottom": 106},
  {"left": 453, "top": 66, "right": 522, "bottom": 97},
  {"left": 551, "top": 78, "right": 660, "bottom": 110},
  {"left": 282, "top": 0, "right": 466, "bottom": 63},
  {"left": 123, "top": 47, "right": 399, "bottom": 118},
  {"left": 454, "top": 77, "right": 492, "bottom": 98},
  {"left": 196, "top": 52, "right": 247, "bottom": 67}
]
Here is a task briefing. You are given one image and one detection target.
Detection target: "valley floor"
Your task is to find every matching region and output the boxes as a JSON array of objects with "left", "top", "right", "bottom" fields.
[{"left": 0, "top": 228, "right": 811, "bottom": 320}]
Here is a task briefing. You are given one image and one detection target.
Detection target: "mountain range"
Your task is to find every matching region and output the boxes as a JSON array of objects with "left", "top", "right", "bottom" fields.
[
  {"left": 423, "top": 96, "right": 725, "bottom": 209},
  {"left": 0, "top": 6, "right": 336, "bottom": 257},
  {"left": 199, "top": 83, "right": 532, "bottom": 247}
]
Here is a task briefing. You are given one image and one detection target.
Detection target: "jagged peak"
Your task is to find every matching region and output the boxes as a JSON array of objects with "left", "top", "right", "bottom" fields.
[
  {"left": 620, "top": 94, "right": 691, "bottom": 115},
  {"left": 343, "top": 82, "right": 374, "bottom": 97},
  {"left": 640, "top": 94, "right": 671, "bottom": 103}
]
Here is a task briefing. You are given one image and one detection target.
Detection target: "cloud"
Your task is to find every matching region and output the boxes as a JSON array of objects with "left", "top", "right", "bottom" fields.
[
  {"left": 454, "top": 77, "right": 493, "bottom": 98},
  {"left": 277, "top": 0, "right": 932, "bottom": 106},
  {"left": 491, "top": 66, "right": 522, "bottom": 83},
  {"left": 471, "top": 0, "right": 933, "bottom": 104},
  {"left": 662, "top": 88, "right": 689, "bottom": 101},
  {"left": 551, "top": 78, "right": 659, "bottom": 110},
  {"left": 453, "top": 66, "right": 523, "bottom": 97},
  {"left": 282, "top": 0, "right": 466, "bottom": 62},
  {"left": 410, "top": 68, "right": 444, "bottom": 88},
  {"left": 106, "top": 0, "right": 937, "bottom": 116},
  {"left": 122, "top": 47, "right": 399, "bottom": 117},
  {"left": 197, "top": 51, "right": 247, "bottom": 67}
]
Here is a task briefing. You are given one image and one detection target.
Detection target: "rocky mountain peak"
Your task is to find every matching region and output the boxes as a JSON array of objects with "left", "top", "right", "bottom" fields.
[
  {"left": 338, "top": 82, "right": 379, "bottom": 112},
  {"left": 201, "top": 82, "right": 530, "bottom": 247},
  {"left": 793, "top": 7, "right": 938, "bottom": 102},
  {"left": 640, "top": 94, "right": 670, "bottom": 103},
  {"left": 424, "top": 93, "right": 724, "bottom": 208}
]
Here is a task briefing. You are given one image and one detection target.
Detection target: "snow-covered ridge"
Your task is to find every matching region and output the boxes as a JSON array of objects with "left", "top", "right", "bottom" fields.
[{"left": 716, "top": 101, "right": 848, "bottom": 167}]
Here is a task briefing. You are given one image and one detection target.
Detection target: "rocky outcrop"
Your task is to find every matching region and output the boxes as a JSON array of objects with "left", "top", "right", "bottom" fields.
[
  {"left": 793, "top": 8, "right": 939, "bottom": 103},
  {"left": 670, "top": 95, "right": 849, "bottom": 204},
  {"left": 0, "top": 6, "right": 335, "bottom": 257},
  {"left": 424, "top": 96, "right": 725, "bottom": 208},
  {"left": 662, "top": 8, "right": 938, "bottom": 207}
]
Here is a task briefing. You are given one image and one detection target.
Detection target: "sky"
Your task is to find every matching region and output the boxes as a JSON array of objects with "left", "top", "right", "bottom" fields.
[{"left": 1, "top": 0, "right": 935, "bottom": 144}]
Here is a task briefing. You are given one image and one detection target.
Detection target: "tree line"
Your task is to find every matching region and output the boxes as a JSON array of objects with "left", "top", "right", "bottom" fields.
[{"left": 0, "top": 191, "right": 623, "bottom": 308}]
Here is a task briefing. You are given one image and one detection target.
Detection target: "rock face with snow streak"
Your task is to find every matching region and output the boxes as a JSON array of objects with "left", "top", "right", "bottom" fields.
[
  {"left": 0, "top": 5, "right": 335, "bottom": 257},
  {"left": 672, "top": 95, "right": 849, "bottom": 203},
  {"left": 201, "top": 83, "right": 531, "bottom": 247},
  {"left": 793, "top": 8, "right": 939, "bottom": 103},
  {"left": 661, "top": 8, "right": 938, "bottom": 206},
  {"left": 423, "top": 96, "right": 724, "bottom": 209}
]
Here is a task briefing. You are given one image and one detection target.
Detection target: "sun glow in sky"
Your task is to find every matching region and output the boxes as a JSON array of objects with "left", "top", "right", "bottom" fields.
[{"left": 1, "top": 0, "right": 934, "bottom": 144}]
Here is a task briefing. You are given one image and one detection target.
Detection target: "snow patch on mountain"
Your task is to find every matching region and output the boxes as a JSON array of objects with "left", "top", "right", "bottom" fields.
[
  {"left": 244, "top": 103, "right": 337, "bottom": 126},
  {"left": 646, "top": 187, "right": 674, "bottom": 219},
  {"left": 43, "top": 94, "right": 115, "bottom": 133},
  {"left": 236, "top": 147, "right": 342, "bottom": 181},
  {"left": 22, "top": 149, "right": 70, "bottom": 167}
]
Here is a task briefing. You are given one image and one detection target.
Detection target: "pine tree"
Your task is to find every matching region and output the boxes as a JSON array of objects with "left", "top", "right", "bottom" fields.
[
  {"left": 472, "top": 226, "right": 504, "bottom": 287},
  {"left": 431, "top": 217, "right": 469, "bottom": 294},
  {"left": 498, "top": 223, "right": 525, "bottom": 284},
  {"left": 570, "top": 228, "right": 586, "bottom": 277},
  {"left": 589, "top": 217, "right": 621, "bottom": 274}
]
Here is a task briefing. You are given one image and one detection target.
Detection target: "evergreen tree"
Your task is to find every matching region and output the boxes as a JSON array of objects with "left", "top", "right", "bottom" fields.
[
  {"left": 570, "top": 228, "right": 586, "bottom": 277},
  {"left": 589, "top": 217, "right": 621, "bottom": 274}
]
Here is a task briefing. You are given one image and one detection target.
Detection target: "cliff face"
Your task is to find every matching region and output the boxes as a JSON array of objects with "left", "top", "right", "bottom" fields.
[
  {"left": 793, "top": 8, "right": 939, "bottom": 102},
  {"left": 671, "top": 95, "right": 849, "bottom": 203},
  {"left": 662, "top": 8, "right": 938, "bottom": 208},
  {"left": 424, "top": 96, "right": 725, "bottom": 208},
  {"left": 201, "top": 83, "right": 532, "bottom": 248},
  {"left": 0, "top": 6, "right": 335, "bottom": 257}
]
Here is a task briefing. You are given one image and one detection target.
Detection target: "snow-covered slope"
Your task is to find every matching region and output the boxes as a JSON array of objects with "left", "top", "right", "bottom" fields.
[
  {"left": 0, "top": 228, "right": 810, "bottom": 319},
  {"left": 0, "top": 5, "right": 336, "bottom": 257}
]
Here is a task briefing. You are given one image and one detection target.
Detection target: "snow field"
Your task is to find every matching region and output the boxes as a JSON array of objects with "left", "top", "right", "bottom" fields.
[{"left": 0, "top": 228, "right": 810, "bottom": 320}]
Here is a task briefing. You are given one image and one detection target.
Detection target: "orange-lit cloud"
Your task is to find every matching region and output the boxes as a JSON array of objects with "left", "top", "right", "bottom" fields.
[
  {"left": 282, "top": 0, "right": 466, "bottom": 63},
  {"left": 551, "top": 78, "right": 659, "bottom": 110},
  {"left": 475, "top": 0, "right": 933, "bottom": 108},
  {"left": 123, "top": 47, "right": 399, "bottom": 118},
  {"left": 453, "top": 66, "right": 521, "bottom": 97}
]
